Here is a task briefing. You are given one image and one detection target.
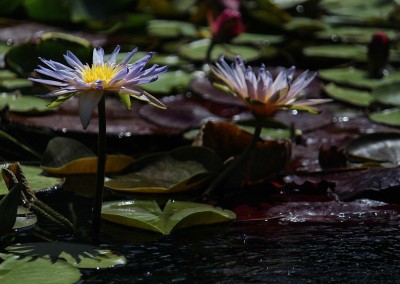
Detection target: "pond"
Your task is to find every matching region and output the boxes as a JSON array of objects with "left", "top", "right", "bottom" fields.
[
  {"left": 2, "top": 0, "right": 400, "bottom": 283},
  {"left": 80, "top": 208, "right": 400, "bottom": 282}
]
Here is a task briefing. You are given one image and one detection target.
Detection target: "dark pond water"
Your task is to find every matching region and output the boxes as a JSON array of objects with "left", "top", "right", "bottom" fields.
[{"left": 79, "top": 206, "right": 400, "bottom": 283}]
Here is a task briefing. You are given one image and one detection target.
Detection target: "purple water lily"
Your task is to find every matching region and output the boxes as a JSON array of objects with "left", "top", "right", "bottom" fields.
[
  {"left": 30, "top": 46, "right": 168, "bottom": 129},
  {"left": 211, "top": 55, "right": 330, "bottom": 117}
]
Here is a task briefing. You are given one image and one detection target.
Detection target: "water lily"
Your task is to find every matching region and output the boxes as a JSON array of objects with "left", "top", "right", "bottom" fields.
[
  {"left": 208, "top": 8, "right": 245, "bottom": 43},
  {"left": 30, "top": 46, "right": 168, "bottom": 129},
  {"left": 205, "top": 56, "right": 330, "bottom": 197},
  {"left": 211, "top": 55, "right": 330, "bottom": 118},
  {"left": 367, "top": 31, "right": 390, "bottom": 79},
  {"left": 30, "top": 46, "right": 168, "bottom": 242},
  {"left": 205, "top": 8, "right": 245, "bottom": 63}
]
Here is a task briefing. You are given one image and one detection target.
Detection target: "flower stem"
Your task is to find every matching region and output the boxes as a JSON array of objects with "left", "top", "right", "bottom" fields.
[
  {"left": 203, "top": 119, "right": 263, "bottom": 198},
  {"left": 92, "top": 95, "right": 106, "bottom": 243},
  {"left": 206, "top": 40, "right": 216, "bottom": 65}
]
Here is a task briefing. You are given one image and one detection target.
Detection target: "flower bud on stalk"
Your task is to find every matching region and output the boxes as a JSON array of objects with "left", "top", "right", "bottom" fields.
[{"left": 368, "top": 32, "right": 390, "bottom": 79}]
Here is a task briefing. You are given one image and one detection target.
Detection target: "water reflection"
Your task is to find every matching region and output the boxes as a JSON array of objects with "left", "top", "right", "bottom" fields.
[{"left": 82, "top": 200, "right": 400, "bottom": 283}]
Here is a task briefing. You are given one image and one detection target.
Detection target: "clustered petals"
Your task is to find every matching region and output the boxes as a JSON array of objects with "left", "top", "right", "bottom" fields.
[
  {"left": 29, "top": 46, "right": 168, "bottom": 129},
  {"left": 211, "top": 56, "right": 330, "bottom": 117}
]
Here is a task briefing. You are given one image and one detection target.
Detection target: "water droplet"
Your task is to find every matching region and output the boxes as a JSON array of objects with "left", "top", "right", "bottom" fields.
[
  {"left": 296, "top": 5, "right": 305, "bottom": 13},
  {"left": 331, "top": 35, "right": 339, "bottom": 42},
  {"left": 6, "top": 38, "right": 13, "bottom": 46}
]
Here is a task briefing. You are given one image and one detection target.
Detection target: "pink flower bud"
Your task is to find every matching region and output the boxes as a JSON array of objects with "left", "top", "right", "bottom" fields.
[
  {"left": 209, "top": 9, "right": 245, "bottom": 43},
  {"left": 368, "top": 32, "right": 390, "bottom": 78}
]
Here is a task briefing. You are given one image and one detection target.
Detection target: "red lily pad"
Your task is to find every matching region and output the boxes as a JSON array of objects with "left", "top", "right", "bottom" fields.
[{"left": 139, "top": 94, "right": 223, "bottom": 130}]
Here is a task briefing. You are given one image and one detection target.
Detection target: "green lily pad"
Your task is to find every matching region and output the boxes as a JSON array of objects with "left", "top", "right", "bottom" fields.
[
  {"left": 6, "top": 242, "right": 126, "bottom": 269},
  {"left": 304, "top": 45, "right": 366, "bottom": 61},
  {"left": 140, "top": 70, "right": 192, "bottom": 95},
  {"left": 40, "top": 137, "right": 134, "bottom": 175},
  {"left": 232, "top": 33, "right": 283, "bottom": 45},
  {"left": 320, "top": 0, "right": 394, "bottom": 22},
  {"left": 101, "top": 199, "right": 236, "bottom": 234},
  {"left": 5, "top": 32, "right": 92, "bottom": 76},
  {"left": 371, "top": 82, "right": 400, "bottom": 106},
  {"left": 105, "top": 146, "right": 223, "bottom": 193},
  {"left": 346, "top": 132, "right": 400, "bottom": 165},
  {"left": 318, "top": 67, "right": 400, "bottom": 90},
  {"left": 178, "top": 39, "right": 261, "bottom": 62},
  {"left": 0, "top": 253, "right": 81, "bottom": 284},
  {"left": 323, "top": 83, "right": 373, "bottom": 107},
  {"left": 369, "top": 108, "right": 400, "bottom": 127},
  {"left": 0, "top": 92, "right": 51, "bottom": 113},
  {"left": 147, "top": 19, "right": 197, "bottom": 38},
  {"left": 284, "top": 17, "right": 328, "bottom": 33},
  {"left": 316, "top": 26, "right": 399, "bottom": 43},
  {"left": 0, "top": 164, "right": 63, "bottom": 196},
  {"left": 13, "top": 206, "right": 37, "bottom": 232}
]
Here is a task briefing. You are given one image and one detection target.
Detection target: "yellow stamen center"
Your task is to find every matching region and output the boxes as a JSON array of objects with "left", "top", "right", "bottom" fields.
[{"left": 81, "top": 64, "right": 121, "bottom": 87}]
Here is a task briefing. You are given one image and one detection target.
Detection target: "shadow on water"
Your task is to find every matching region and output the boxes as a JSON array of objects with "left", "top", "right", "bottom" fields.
[{"left": 80, "top": 206, "right": 400, "bottom": 283}]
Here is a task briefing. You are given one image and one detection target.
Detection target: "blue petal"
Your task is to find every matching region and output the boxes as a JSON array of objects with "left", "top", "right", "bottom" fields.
[
  {"left": 107, "top": 45, "right": 120, "bottom": 65},
  {"left": 78, "top": 91, "right": 103, "bottom": 129},
  {"left": 119, "top": 47, "right": 138, "bottom": 66},
  {"left": 93, "top": 47, "right": 105, "bottom": 65},
  {"left": 64, "top": 51, "right": 85, "bottom": 70}
]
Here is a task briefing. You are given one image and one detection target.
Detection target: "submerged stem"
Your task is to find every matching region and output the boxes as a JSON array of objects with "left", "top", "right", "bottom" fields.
[
  {"left": 92, "top": 95, "right": 107, "bottom": 243},
  {"left": 203, "top": 119, "right": 263, "bottom": 197}
]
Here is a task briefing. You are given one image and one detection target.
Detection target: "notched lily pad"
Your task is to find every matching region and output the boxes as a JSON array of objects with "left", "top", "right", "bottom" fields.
[
  {"left": 101, "top": 199, "right": 236, "bottom": 234},
  {"left": 346, "top": 132, "right": 400, "bottom": 166},
  {"left": 369, "top": 108, "right": 400, "bottom": 127},
  {"left": 13, "top": 206, "right": 37, "bottom": 232},
  {"left": 6, "top": 242, "right": 126, "bottom": 269},
  {"left": 0, "top": 253, "right": 81, "bottom": 284},
  {"left": 147, "top": 19, "right": 197, "bottom": 38},
  {"left": 178, "top": 39, "right": 260, "bottom": 62},
  {"left": 40, "top": 137, "right": 134, "bottom": 174},
  {"left": 105, "top": 146, "right": 223, "bottom": 193},
  {"left": 0, "top": 91, "right": 52, "bottom": 113},
  {"left": 318, "top": 67, "right": 400, "bottom": 90},
  {"left": 371, "top": 82, "right": 400, "bottom": 106},
  {"left": 140, "top": 70, "right": 192, "bottom": 95},
  {"left": 5, "top": 32, "right": 91, "bottom": 76},
  {"left": 139, "top": 94, "right": 222, "bottom": 130},
  {"left": 323, "top": 83, "right": 373, "bottom": 107},
  {"left": 0, "top": 164, "right": 62, "bottom": 196}
]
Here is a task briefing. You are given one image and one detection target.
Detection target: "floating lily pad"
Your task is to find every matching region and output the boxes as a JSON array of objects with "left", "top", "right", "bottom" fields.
[
  {"left": 370, "top": 82, "right": 400, "bottom": 106},
  {"left": 140, "top": 70, "right": 192, "bottom": 95},
  {"left": 316, "top": 26, "right": 399, "bottom": 43},
  {"left": 178, "top": 39, "right": 261, "bottom": 62},
  {"left": 232, "top": 32, "right": 283, "bottom": 45},
  {"left": 105, "top": 146, "right": 223, "bottom": 193},
  {"left": 0, "top": 164, "right": 62, "bottom": 196},
  {"left": 13, "top": 206, "right": 37, "bottom": 232},
  {"left": 40, "top": 137, "right": 134, "bottom": 175},
  {"left": 139, "top": 94, "right": 222, "bottom": 130},
  {"left": 320, "top": 0, "right": 394, "bottom": 22},
  {"left": 318, "top": 67, "right": 400, "bottom": 90},
  {"left": 147, "top": 19, "right": 197, "bottom": 38},
  {"left": 304, "top": 45, "right": 366, "bottom": 61},
  {"left": 6, "top": 242, "right": 126, "bottom": 269},
  {"left": 346, "top": 132, "right": 400, "bottom": 165},
  {"left": 0, "top": 253, "right": 81, "bottom": 284},
  {"left": 0, "top": 92, "right": 51, "bottom": 113},
  {"left": 284, "top": 17, "right": 328, "bottom": 33},
  {"left": 101, "top": 199, "right": 236, "bottom": 234},
  {"left": 323, "top": 83, "right": 373, "bottom": 107},
  {"left": 369, "top": 108, "right": 400, "bottom": 127},
  {"left": 5, "top": 32, "right": 91, "bottom": 76}
]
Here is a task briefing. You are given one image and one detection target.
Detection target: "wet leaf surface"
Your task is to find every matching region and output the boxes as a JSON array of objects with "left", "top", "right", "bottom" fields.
[{"left": 101, "top": 199, "right": 236, "bottom": 234}]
